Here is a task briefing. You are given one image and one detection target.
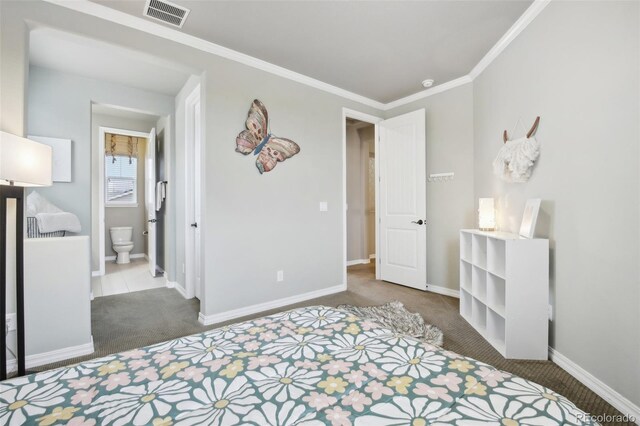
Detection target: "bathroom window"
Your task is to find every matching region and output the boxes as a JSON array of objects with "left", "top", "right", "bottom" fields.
[{"left": 105, "top": 155, "right": 137, "bottom": 206}]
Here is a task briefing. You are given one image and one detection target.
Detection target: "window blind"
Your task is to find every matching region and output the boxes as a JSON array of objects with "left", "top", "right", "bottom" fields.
[{"left": 106, "top": 155, "right": 137, "bottom": 203}]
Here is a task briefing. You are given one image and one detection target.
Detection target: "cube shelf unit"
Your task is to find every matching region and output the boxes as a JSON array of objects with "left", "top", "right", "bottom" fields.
[{"left": 459, "top": 229, "right": 549, "bottom": 360}]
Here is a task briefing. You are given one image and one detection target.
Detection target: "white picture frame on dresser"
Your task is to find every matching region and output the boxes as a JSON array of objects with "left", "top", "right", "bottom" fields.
[
  {"left": 519, "top": 198, "right": 541, "bottom": 239},
  {"left": 459, "top": 229, "right": 549, "bottom": 360}
]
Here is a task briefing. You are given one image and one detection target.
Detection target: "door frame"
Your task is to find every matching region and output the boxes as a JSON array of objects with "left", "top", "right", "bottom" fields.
[
  {"left": 98, "top": 126, "right": 153, "bottom": 276},
  {"left": 342, "top": 108, "right": 383, "bottom": 285},
  {"left": 184, "top": 84, "right": 203, "bottom": 299}
]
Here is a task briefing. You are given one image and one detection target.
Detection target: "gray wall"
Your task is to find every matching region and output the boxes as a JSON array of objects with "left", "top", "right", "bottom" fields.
[
  {"left": 473, "top": 1, "right": 639, "bottom": 406},
  {"left": 0, "top": 0, "right": 380, "bottom": 315},
  {"left": 94, "top": 114, "right": 154, "bottom": 258},
  {"left": 385, "top": 84, "right": 476, "bottom": 293},
  {"left": 27, "top": 66, "right": 174, "bottom": 271}
]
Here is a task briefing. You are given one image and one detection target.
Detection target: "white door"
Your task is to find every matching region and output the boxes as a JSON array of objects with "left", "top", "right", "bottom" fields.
[
  {"left": 193, "top": 100, "right": 202, "bottom": 299},
  {"left": 146, "top": 128, "right": 157, "bottom": 277},
  {"left": 378, "top": 109, "right": 426, "bottom": 289}
]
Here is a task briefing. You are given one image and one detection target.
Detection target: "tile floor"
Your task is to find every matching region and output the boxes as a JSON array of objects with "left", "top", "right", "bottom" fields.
[{"left": 91, "top": 258, "right": 166, "bottom": 297}]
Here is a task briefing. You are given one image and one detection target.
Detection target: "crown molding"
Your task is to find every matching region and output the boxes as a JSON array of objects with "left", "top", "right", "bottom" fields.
[
  {"left": 468, "top": 0, "right": 551, "bottom": 80},
  {"left": 41, "top": 0, "right": 550, "bottom": 111},
  {"left": 382, "top": 75, "right": 473, "bottom": 111},
  {"left": 41, "top": 0, "right": 386, "bottom": 110}
]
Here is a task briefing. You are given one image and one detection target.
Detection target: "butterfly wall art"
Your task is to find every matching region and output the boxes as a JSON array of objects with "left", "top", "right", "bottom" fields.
[{"left": 235, "top": 99, "right": 300, "bottom": 174}]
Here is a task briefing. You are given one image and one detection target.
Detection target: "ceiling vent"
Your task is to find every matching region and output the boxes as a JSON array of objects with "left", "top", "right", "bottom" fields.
[{"left": 143, "top": 0, "right": 190, "bottom": 28}]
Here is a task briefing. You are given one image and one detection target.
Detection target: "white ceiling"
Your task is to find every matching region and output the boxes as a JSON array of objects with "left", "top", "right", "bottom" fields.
[
  {"left": 29, "top": 26, "right": 192, "bottom": 96},
  {"left": 90, "top": 0, "right": 532, "bottom": 103}
]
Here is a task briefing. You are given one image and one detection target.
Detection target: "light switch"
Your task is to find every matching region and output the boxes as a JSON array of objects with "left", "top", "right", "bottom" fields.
[{"left": 319, "top": 202, "right": 328, "bottom": 212}]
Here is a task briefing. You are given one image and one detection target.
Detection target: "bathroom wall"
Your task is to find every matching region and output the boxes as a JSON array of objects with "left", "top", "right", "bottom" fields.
[{"left": 96, "top": 117, "right": 154, "bottom": 258}]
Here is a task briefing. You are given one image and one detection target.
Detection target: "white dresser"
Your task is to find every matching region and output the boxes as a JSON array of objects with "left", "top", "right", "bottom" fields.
[{"left": 459, "top": 229, "right": 549, "bottom": 360}]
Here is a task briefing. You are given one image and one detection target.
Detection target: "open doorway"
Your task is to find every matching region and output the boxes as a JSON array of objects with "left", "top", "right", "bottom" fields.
[
  {"left": 346, "top": 118, "right": 377, "bottom": 270},
  {"left": 93, "top": 105, "right": 168, "bottom": 297},
  {"left": 343, "top": 109, "right": 382, "bottom": 286},
  {"left": 343, "top": 108, "right": 428, "bottom": 291}
]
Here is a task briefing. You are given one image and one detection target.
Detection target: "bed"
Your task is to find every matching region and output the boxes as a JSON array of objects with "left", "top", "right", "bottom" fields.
[{"left": 0, "top": 306, "right": 596, "bottom": 425}]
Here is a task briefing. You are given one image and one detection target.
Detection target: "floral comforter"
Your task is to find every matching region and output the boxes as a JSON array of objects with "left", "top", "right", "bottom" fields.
[{"left": 1, "top": 306, "right": 596, "bottom": 425}]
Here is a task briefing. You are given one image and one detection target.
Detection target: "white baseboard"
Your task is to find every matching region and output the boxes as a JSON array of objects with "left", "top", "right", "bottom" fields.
[
  {"left": 549, "top": 347, "right": 640, "bottom": 423},
  {"left": 105, "top": 253, "right": 146, "bottom": 261},
  {"left": 346, "top": 259, "right": 370, "bottom": 266},
  {"left": 91, "top": 270, "right": 102, "bottom": 277},
  {"left": 369, "top": 254, "right": 376, "bottom": 259},
  {"left": 426, "top": 284, "right": 460, "bottom": 298},
  {"left": 198, "top": 283, "right": 348, "bottom": 326},
  {"left": 165, "top": 277, "right": 187, "bottom": 298},
  {"left": 7, "top": 337, "right": 95, "bottom": 373}
]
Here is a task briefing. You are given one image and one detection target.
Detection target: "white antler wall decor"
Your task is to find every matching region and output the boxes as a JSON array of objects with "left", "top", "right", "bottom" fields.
[{"left": 493, "top": 116, "right": 541, "bottom": 183}]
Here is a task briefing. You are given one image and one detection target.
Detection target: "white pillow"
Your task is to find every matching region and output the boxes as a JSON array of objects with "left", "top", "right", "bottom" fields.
[{"left": 26, "top": 191, "right": 63, "bottom": 217}]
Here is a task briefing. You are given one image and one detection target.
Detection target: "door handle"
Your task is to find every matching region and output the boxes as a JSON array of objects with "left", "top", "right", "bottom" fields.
[
  {"left": 148, "top": 219, "right": 157, "bottom": 223},
  {"left": 411, "top": 219, "right": 426, "bottom": 225},
  {"left": 191, "top": 223, "right": 198, "bottom": 228}
]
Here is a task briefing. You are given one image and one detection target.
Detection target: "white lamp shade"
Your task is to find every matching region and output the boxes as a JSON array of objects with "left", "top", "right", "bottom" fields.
[
  {"left": 479, "top": 197, "right": 496, "bottom": 230},
  {"left": 0, "top": 131, "right": 52, "bottom": 187}
]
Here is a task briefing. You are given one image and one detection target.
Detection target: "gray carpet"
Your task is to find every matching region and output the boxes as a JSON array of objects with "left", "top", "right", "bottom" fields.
[{"left": 34, "top": 263, "right": 629, "bottom": 426}]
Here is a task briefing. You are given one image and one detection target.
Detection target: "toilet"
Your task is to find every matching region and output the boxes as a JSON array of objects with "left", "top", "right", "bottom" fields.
[{"left": 110, "top": 227, "right": 134, "bottom": 264}]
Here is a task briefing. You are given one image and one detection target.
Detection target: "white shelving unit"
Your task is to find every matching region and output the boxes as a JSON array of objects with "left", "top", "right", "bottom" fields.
[{"left": 459, "top": 229, "right": 549, "bottom": 360}]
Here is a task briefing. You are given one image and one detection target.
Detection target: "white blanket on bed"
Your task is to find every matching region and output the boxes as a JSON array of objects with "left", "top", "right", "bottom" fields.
[{"left": 35, "top": 211, "right": 81, "bottom": 233}]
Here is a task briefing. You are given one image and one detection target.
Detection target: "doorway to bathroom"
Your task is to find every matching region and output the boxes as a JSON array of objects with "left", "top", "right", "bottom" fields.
[{"left": 93, "top": 104, "right": 167, "bottom": 297}]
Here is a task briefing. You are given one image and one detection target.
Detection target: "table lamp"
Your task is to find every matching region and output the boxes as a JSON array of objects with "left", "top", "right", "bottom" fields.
[
  {"left": 0, "top": 131, "right": 52, "bottom": 379},
  {"left": 479, "top": 198, "right": 496, "bottom": 231}
]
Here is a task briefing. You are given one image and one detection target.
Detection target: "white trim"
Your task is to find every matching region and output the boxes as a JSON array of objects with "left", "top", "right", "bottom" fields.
[
  {"left": 104, "top": 253, "right": 146, "bottom": 261},
  {"left": 42, "top": 0, "right": 549, "bottom": 111},
  {"left": 342, "top": 108, "right": 383, "bottom": 287},
  {"left": 105, "top": 203, "right": 139, "bottom": 208},
  {"left": 468, "top": 0, "right": 551, "bottom": 80},
  {"left": 98, "top": 126, "right": 151, "bottom": 277},
  {"left": 91, "top": 270, "right": 101, "bottom": 277},
  {"left": 426, "top": 284, "right": 460, "bottom": 299},
  {"left": 7, "top": 338, "right": 95, "bottom": 372},
  {"left": 42, "top": 0, "right": 385, "bottom": 111},
  {"left": 369, "top": 254, "right": 376, "bottom": 259},
  {"left": 383, "top": 75, "right": 473, "bottom": 110},
  {"left": 346, "top": 259, "right": 371, "bottom": 266},
  {"left": 165, "top": 277, "right": 188, "bottom": 299},
  {"left": 549, "top": 347, "right": 640, "bottom": 424},
  {"left": 183, "top": 83, "right": 202, "bottom": 301},
  {"left": 198, "top": 284, "right": 347, "bottom": 326}
]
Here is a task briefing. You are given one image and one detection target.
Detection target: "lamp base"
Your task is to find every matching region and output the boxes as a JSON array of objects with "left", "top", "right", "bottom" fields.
[{"left": 0, "top": 184, "right": 26, "bottom": 380}]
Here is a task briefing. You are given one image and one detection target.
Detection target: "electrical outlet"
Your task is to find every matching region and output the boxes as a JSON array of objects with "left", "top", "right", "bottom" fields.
[
  {"left": 319, "top": 202, "right": 328, "bottom": 212},
  {"left": 277, "top": 270, "right": 284, "bottom": 282},
  {"left": 5, "top": 314, "right": 16, "bottom": 333},
  {"left": 548, "top": 304, "right": 553, "bottom": 321}
]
